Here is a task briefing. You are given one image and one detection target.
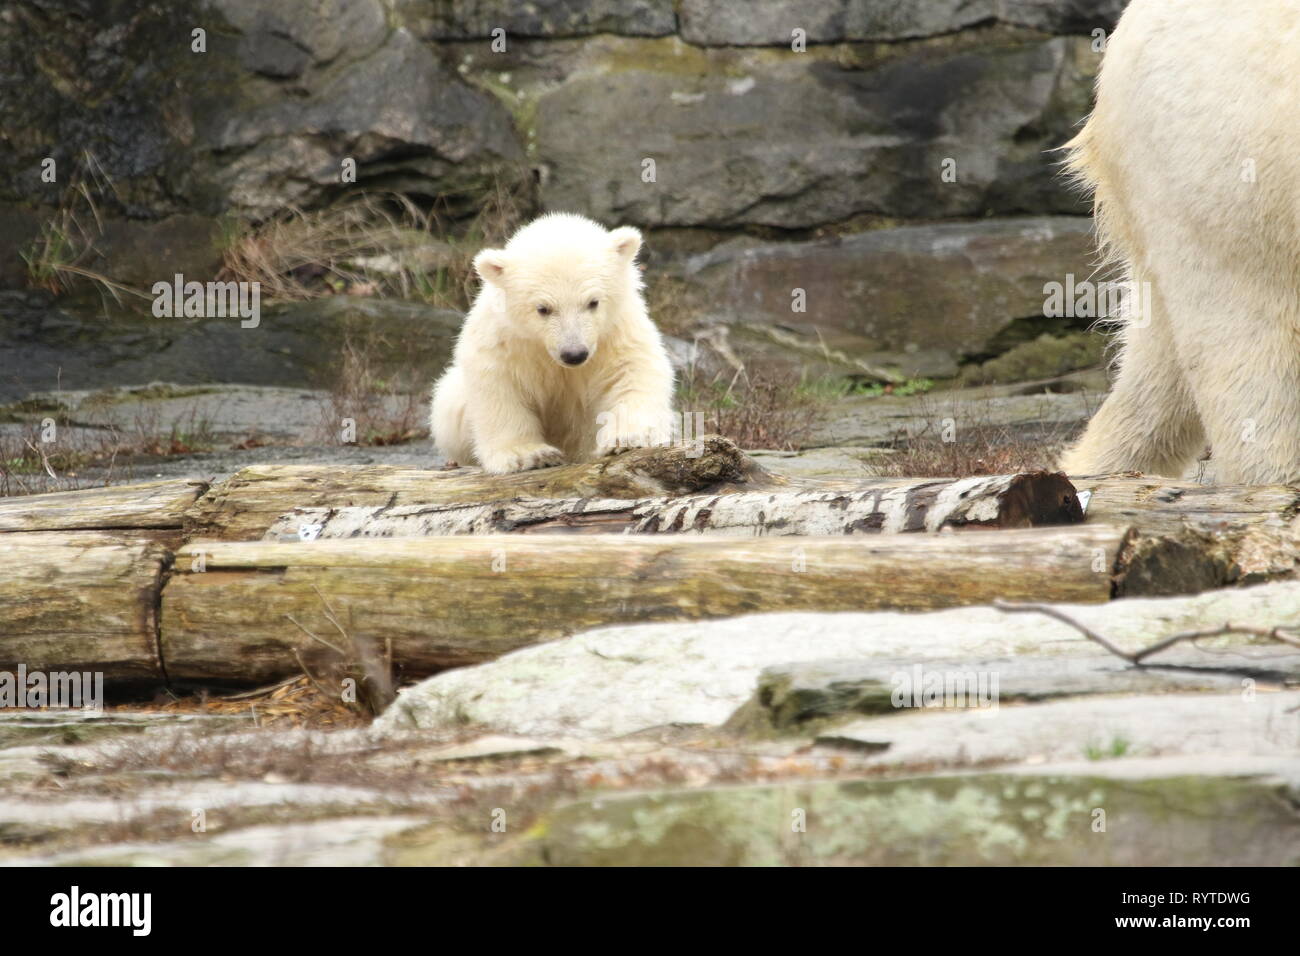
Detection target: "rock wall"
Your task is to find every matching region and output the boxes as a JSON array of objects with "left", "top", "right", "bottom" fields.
[
  {"left": 0, "top": 0, "right": 1122, "bottom": 384},
  {"left": 0, "top": 0, "right": 524, "bottom": 222}
]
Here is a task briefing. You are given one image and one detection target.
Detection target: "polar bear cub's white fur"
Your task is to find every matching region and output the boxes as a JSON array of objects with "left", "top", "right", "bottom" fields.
[
  {"left": 1058, "top": 0, "right": 1300, "bottom": 484},
  {"left": 431, "top": 213, "right": 676, "bottom": 474}
]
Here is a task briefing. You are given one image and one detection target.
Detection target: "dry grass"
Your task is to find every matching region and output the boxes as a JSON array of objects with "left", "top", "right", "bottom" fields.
[
  {"left": 21, "top": 152, "right": 148, "bottom": 306},
  {"left": 315, "top": 327, "right": 429, "bottom": 447},
  {"left": 873, "top": 394, "right": 1086, "bottom": 478},
  {"left": 878, "top": 424, "right": 1062, "bottom": 477},
  {"left": 0, "top": 402, "right": 217, "bottom": 497},
  {"left": 24, "top": 162, "right": 531, "bottom": 312},
  {"left": 283, "top": 585, "right": 397, "bottom": 718},
  {"left": 217, "top": 194, "right": 443, "bottom": 301},
  {"left": 676, "top": 363, "right": 829, "bottom": 452},
  {"left": 143, "top": 676, "right": 369, "bottom": 731},
  {"left": 218, "top": 180, "right": 529, "bottom": 310}
]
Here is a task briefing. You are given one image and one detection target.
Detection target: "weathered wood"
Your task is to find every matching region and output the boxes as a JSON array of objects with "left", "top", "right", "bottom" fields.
[
  {"left": 0, "top": 531, "right": 168, "bottom": 682},
  {"left": 263, "top": 472, "right": 1083, "bottom": 539},
  {"left": 185, "top": 436, "right": 772, "bottom": 542},
  {"left": 0, "top": 479, "right": 207, "bottom": 532},
  {"left": 163, "top": 526, "right": 1148, "bottom": 684},
  {"left": 1079, "top": 477, "right": 1300, "bottom": 535}
]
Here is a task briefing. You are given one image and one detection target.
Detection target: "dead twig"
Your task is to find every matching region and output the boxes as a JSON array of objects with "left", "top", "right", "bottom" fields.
[
  {"left": 292, "top": 647, "right": 338, "bottom": 701},
  {"left": 284, "top": 612, "right": 348, "bottom": 656},
  {"left": 993, "top": 599, "right": 1300, "bottom": 664},
  {"left": 286, "top": 592, "right": 396, "bottom": 716}
]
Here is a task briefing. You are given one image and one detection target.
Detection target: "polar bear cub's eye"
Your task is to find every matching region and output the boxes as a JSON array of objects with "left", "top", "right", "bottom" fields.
[
  {"left": 587, "top": 299, "right": 599, "bottom": 310},
  {"left": 536, "top": 304, "right": 552, "bottom": 317}
]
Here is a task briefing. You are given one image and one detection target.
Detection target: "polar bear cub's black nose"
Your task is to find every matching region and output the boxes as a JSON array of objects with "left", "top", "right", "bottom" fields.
[{"left": 560, "top": 348, "right": 589, "bottom": 366}]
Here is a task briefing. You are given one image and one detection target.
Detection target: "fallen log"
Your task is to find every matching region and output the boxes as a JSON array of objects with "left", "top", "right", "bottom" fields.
[
  {"left": 184, "top": 436, "right": 771, "bottom": 542},
  {"left": 0, "top": 531, "right": 168, "bottom": 683},
  {"left": 183, "top": 435, "right": 1299, "bottom": 543},
  {"left": 1079, "top": 476, "right": 1300, "bottom": 535},
  {"left": 262, "top": 472, "right": 1082, "bottom": 539},
  {"left": 161, "top": 524, "right": 1218, "bottom": 684},
  {"left": 0, "top": 479, "right": 206, "bottom": 535}
]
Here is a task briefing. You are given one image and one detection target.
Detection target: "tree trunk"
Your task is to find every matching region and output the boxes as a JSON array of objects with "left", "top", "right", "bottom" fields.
[
  {"left": 261, "top": 472, "right": 1083, "bottom": 539},
  {"left": 184, "top": 436, "right": 771, "bottom": 542},
  {"left": 162, "top": 525, "right": 1177, "bottom": 685},
  {"left": 1079, "top": 476, "right": 1300, "bottom": 535},
  {"left": 0, "top": 532, "right": 168, "bottom": 683},
  {"left": 0, "top": 479, "right": 206, "bottom": 533}
]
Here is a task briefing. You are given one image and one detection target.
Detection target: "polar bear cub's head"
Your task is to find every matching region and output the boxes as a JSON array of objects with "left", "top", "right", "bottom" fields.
[{"left": 472, "top": 212, "right": 643, "bottom": 368}]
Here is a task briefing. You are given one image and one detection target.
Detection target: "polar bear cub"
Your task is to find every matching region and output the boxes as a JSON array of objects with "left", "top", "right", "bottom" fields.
[
  {"left": 431, "top": 213, "right": 676, "bottom": 474},
  {"left": 1058, "top": 0, "right": 1300, "bottom": 483}
]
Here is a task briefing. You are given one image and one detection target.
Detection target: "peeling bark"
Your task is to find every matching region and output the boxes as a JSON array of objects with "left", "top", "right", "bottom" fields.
[
  {"left": 185, "top": 437, "right": 771, "bottom": 542},
  {"left": 262, "top": 472, "right": 1082, "bottom": 539}
]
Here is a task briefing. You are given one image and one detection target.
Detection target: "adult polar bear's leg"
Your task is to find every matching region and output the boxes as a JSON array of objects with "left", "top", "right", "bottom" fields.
[
  {"left": 1160, "top": 264, "right": 1300, "bottom": 485},
  {"left": 1058, "top": 289, "right": 1205, "bottom": 478},
  {"left": 1058, "top": 0, "right": 1300, "bottom": 481}
]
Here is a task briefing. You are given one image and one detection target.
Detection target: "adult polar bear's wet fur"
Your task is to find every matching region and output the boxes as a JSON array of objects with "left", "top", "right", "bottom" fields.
[
  {"left": 431, "top": 213, "right": 676, "bottom": 474},
  {"left": 1058, "top": 0, "right": 1300, "bottom": 484}
]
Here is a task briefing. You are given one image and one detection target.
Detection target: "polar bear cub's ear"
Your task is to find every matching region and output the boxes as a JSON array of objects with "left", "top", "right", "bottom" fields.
[
  {"left": 609, "top": 226, "right": 642, "bottom": 263},
  {"left": 473, "top": 249, "right": 509, "bottom": 285}
]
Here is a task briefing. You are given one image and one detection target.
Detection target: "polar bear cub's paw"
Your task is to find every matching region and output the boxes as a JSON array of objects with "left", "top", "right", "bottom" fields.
[
  {"left": 595, "top": 411, "right": 674, "bottom": 457},
  {"left": 480, "top": 443, "right": 565, "bottom": 475},
  {"left": 596, "top": 431, "right": 653, "bottom": 457}
]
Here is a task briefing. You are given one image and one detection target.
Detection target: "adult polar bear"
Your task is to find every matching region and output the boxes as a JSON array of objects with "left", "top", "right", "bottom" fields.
[{"left": 1058, "top": 0, "right": 1300, "bottom": 484}]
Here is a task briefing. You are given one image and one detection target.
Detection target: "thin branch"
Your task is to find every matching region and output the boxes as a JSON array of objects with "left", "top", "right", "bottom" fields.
[
  {"left": 293, "top": 647, "right": 336, "bottom": 700},
  {"left": 993, "top": 600, "right": 1136, "bottom": 661},
  {"left": 218, "top": 675, "right": 299, "bottom": 702},
  {"left": 311, "top": 584, "right": 352, "bottom": 649},
  {"left": 283, "top": 612, "right": 347, "bottom": 656},
  {"left": 993, "top": 599, "right": 1300, "bottom": 665}
]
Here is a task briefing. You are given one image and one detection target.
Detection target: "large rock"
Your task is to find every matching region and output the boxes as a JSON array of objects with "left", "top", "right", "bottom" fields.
[
  {"left": 676, "top": 217, "right": 1096, "bottom": 378},
  {"left": 374, "top": 581, "right": 1300, "bottom": 739},
  {"left": 400, "top": 0, "right": 677, "bottom": 38},
  {"left": 11, "top": 817, "right": 426, "bottom": 867},
  {"left": 816, "top": 693, "right": 1300, "bottom": 766},
  {"left": 0, "top": 292, "right": 460, "bottom": 402},
  {"left": 0, "top": 0, "right": 526, "bottom": 221},
  {"left": 0, "top": 206, "right": 42, "bottom": 289},
  {"left": 807, "top": 379, "right": 1100, "bottom": 446},
  {"left": 391, "top": 760, "right": 1300, "bottom": 866},
  {"left": 529, "top": 35, "right": 1097, "bottom": 227},
  {"left": 678, "top": 0, "right": 1126, "bottom": 45},
  {"left": 739, "top": 657, "right": 1250, "bottom": 733},
  {"left": 205, "top": 24, "right": 525, "bottom": 217}
]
